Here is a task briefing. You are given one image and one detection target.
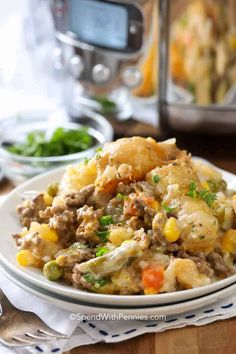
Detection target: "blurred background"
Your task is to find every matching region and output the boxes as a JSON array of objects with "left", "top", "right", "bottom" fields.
[{"left": 0, "top": 0, "right": 236, "bottom": 187}]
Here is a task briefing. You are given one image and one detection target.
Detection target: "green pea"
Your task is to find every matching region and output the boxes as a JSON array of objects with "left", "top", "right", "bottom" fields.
[
  {"left": 47, "top": 182, "right": 59, "bottom": 197},
  {"left": 43, "top": 260, "right": 63, "bottom": 281}
]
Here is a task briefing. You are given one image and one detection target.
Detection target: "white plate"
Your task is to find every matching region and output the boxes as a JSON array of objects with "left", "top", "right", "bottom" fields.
[
  {"left": 1, "top": 160, "right": 236, "bottom": 307},
  {"left": 1, "top": 261, "right": 236, "bottom": 317}
]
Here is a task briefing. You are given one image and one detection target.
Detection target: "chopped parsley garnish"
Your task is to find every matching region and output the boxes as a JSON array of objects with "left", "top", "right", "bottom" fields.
[
  {"left": 95, "top": 147, "right": 103, "bottom": 160},
  {"left": 95, "top": 246, "right": 109, "bottom": 257},
  {"left": 95, "top": 278, "right": 109, "bottom": 288},
  {"left": 96, "top": 230, "right": 110, "bottom": 243},
  {"left": 116, "top": 193, "right": 126, "bottom": 200},
  {"left": 198, "top": 190, "right": 217, "bottom": 207},
  {"left": 99, "top": 215, "right": 114, "bottom": 227},
  {"left": 83, "top": 273, "right": 94, "bottom": 283},
  {"left": 5, "top": 127, "right": 92, "bottom": 157},
  {"left": 152, "top": 174, "right": 161, "bottom": 184},
  {"left": 83, "top": 272, "right": 109, "bottom": 288},
  {"left": 93, "top": 96, "right": 117, "bottom": 114},
  {"left": 186, "top": 181, "right": 198, "bottom": 199},
  {"left": 84, "top": 157, "right": 90, "bottom": 165},
  {"left": 162, "top": 203, "right": 176, "bottom": 213},
  {"left": 187, "top": 180, "right": 217, "bottom": 207}
]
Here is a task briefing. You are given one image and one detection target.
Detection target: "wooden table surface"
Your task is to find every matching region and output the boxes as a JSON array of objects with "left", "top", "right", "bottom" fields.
[{"left": 1, "top": 125, "right": 236, "bottom": 354}]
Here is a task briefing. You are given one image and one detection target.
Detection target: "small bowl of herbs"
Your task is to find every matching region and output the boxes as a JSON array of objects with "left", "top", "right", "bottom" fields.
[{"left": 0, "top": 109, "right": 113, "bottom": 185}]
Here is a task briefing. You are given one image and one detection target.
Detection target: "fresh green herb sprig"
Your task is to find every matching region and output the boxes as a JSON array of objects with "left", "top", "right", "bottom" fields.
[
  {"left": 186, "top": 180, "right": 217, "bottom": 207},
  {"left": 6, "top": 127, "right": 92, "bottom": 157},
  {"left": 198, "top": 190, "right": 217, "bottom": 207},
  {"left": 116, "top": 193, "right": 126, "bottom": 200},
  {"left": 95, "top": 246, "right": 109, "bottom": 257},
  {"left": 162, "top": 203, "right": 176, "bottom": 214},
  {"left": 186, "top": 181, "right": 198, "bottom": 199},
  {"left": 94, "top": 96, "right": 117, "bottom": 114},
  {"left": 83, "top": 272, "right": 109, "bottom": 288},
  {"left": 99, "top": 215, "right": 114, "bottom": 227},
  {"left": 152, "top": 174, "right": 161, "bottom": 184},
  {"left": 96, "top": 230, "right": 110, "bottom": 243}
]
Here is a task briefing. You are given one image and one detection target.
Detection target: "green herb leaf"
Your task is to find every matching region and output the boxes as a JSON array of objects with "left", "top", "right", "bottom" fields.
[
  {"left": 94, "top": 96, "right": 117, "bottom": 114},
  {"left": 95, "top": 278, "right": 109, "bottom": 288},
  {"left": 152, "top": 174, "right": 161, "bottom": 184},
  {"left": 187, "top": 181, "right": 198, "bottom": 199},
  {"left": 99, "top": 215, "right": 114, "bottom": 227},
  {"left": 162, "top": 203, "right": 176, "bottom": 213},
  {"left": 198, "top": 190, "right": 217, "bottom": 207},
  {"left": 5, "top": 127, "right": 92, "bottom": 157},
  {"left": 116, "top": 193, "right": 126, "bottom": 200},
  {"left": 83, "top": 272, "right": 109, "bottom": 288},
  {"left": 187, "top": 181, "right": 217, "bottom": 207},
  {"left": 95, "top": 246, "right": 109, "bottom": 257},
  {"left": 84, "top": 157, "right": 90, "bottom": 165},
  {"left": 83, "top": 273, "right": 95, "bottom": 283},
  {"left": 96, "top": 230, "right": 110, "bottom": 243}
]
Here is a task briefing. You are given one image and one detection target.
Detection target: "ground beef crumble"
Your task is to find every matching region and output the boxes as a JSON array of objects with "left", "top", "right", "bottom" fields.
[{"left": 17, "top": 194, "right": 48, "bottom": 228}]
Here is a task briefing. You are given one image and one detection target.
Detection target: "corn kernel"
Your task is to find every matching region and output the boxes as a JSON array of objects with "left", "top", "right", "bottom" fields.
[
  {"left": 163, "top": 217, "right": 180, "bottom": 243},
  {"left": 109, "top": 227, "right": 133, "bottom": 246},
  {"left": 16, "top": 250, "right": 37, "bottom": 267},
  {"left": 201, "top": 181, "right": 210, "bottom": 191},
  {"left": 152, "top": 200, "right": 160, "bottom": 211},
  {"left": 39, "top": 225, "right": 59, "bottom": 243},
  {"left": 229, "top": 35, "right": 236, "bottom": 50},
  {"left": 144, "top": 287, "right": 157, "bottom": 295},
  {"left": 221, "top": 229, "right": 236, "bottom": 253},
  {"left": 43, "top": 193, "right": 53, "bottom": 206},
  {"left": 30, "top": 223, "right": 59, "bottom": 243}
]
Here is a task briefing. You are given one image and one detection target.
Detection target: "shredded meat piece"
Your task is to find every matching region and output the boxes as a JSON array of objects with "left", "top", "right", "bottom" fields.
[
  {"left": 76, "top": 206, "right": 103, "bottom": 245},
  {"left": 124, "top": 194, "right": 156, "bottom": 229},
  {"left": 166, "top": 243, "right": 180, "bottom": 253},
  {"left": 116, "top": 181, "right": 155, "bottom": 197},
  {"left": 177, "top": 250, "right": 214, "bottom": 277},
  {"left": 50, "top": 209, "right": 77, "bottom": 247},
  {"left": 127, "top": 216, "right": 145, "bottom": 230},
  {"left": 144, "top": 206, "right": 156, "bottom": 228},
  {"left": 87, "top": 189, "right": 112, "bottom": 209},
  {"left": 39, "top": 205, "right": 65, "bottom": 219},
  {"left": 207, "top": 251, "right": 235, "bottom": 277},
  {"left": 62, "top": 266, "right": 74, "bottom": 284},
  {"left": 148, "top": 229, "right": 168, "bottom": 247},
  {"left": 56, "top": 248, "right": 94, "bottom": 267},
  {"left": 13, "top": 231, "right": 59, "bottom": 261},
  {"left": 72, "top": 271, "right": 92, "bottom": 290},
  {"left": 65, "top": 185, "right": 95, "bottom": 208},
  {"left": 13, "top": 231, "right": 43, "bottom": 249},
  {"left": 105, "top": 197, "right": 124, "bottom": 223},
  {"left": 116, "top": 182, "right": 135, "bottom": 195},
  {"left": 17, "top": 194, "right": 48, "bottom": 228},
  {"left": 133, "top": 228, "right": 150, "bottom": 250},
  {"left": 149, "top": 212, "right": 168, "bottom": 247}
]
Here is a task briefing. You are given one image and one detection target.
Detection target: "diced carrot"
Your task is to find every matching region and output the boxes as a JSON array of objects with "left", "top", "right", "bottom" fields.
[{"left": 142, "top": 265, "right": 164, "bottom": 293}]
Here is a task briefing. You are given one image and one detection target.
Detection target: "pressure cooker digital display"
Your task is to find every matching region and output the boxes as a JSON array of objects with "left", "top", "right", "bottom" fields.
[{"left": 68, "top": 0, "right": 143, "bottom": 52}]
